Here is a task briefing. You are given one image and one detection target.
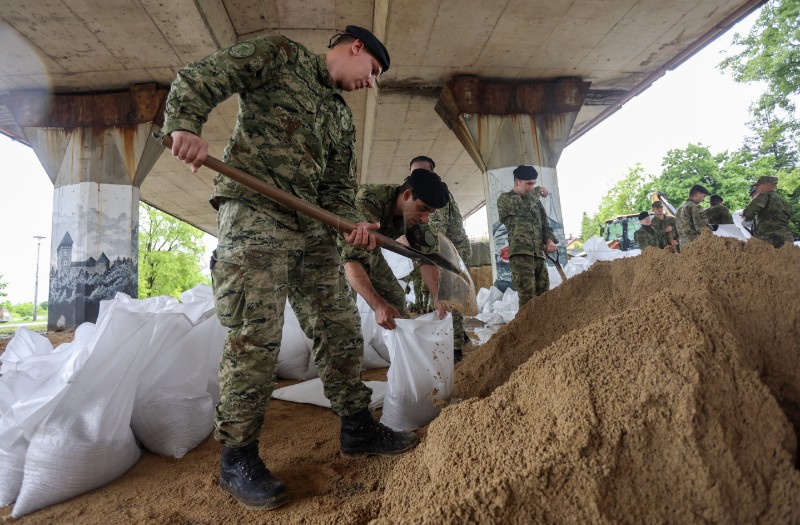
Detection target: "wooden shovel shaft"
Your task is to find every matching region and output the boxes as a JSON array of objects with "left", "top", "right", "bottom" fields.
[{"left": 159, "top": 134, "right": 448, "bottom": 268}]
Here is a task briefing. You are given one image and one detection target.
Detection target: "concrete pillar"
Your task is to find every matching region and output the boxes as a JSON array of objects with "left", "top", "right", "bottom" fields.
[
  {"left": 5, "top": 84, "right": 168, "bottom": 329},
  {"left": 436, "top": 76, "right": 588, "bottom": 287}
]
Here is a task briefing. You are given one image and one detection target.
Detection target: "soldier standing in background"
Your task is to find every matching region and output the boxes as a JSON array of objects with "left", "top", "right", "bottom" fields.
[
  {"left": 408, "top": 155, "right": 472, "bottom": 361},
  {"left": 634, "top": 211, "right": 664, "bottom": 250},
  {"left": 676, "top": 184, "right": 711, "bottom": 247},
  {"left": 704, "top": 194, "right": 734, "bottom": 225},
  {"left": 743, "top": 176, "right": 794, "bottom": 248},
  {"left": 650, "top": 200, "right": 679, "bottom": 252},
  {"left": 162, "top": 26, "right": 419, "bottom": 510},
  {"left": 497, "top": 165, "right": 558, "bottom": 308},
  {"left": 341, "top": 169, "right": 451, "bottom": 330}
]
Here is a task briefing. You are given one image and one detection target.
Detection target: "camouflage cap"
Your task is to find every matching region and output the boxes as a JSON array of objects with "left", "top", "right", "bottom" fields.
[
  {"left": 755, "top": 175, "right": 778, "bottom": 185},
  {"left": 651, "top": 200, "right": 663, "bottom": 209}
]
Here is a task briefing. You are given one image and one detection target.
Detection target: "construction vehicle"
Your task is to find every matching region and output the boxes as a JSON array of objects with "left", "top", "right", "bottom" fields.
[{"left": 599, "top": 192, "right": 677, "bottom": 251}]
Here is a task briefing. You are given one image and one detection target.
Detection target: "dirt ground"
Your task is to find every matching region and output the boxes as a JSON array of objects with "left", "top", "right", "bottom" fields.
[{"left": 2, "top": 232, "right": 800, "bottom": 524}]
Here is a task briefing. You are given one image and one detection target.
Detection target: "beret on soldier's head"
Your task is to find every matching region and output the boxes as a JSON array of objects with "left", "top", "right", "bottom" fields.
[
  {"left": 637, "top": 211, "right": 650, "bottom": 221},
  {"left": 651, "top": 200, "right": 663, "bottom": 209},
  {"left": 689, "top": 184, "right": 710, "bottom": 196},
  {"left": 513, "top": 165, "right": 538, "bottom": 180},
  {"left": 407, "top": 169, "right": 449, "bottom": 208},
  {"left": 755, "top": 175, "right": 778, "bottom": 185},
  {"left": 337, "top": 25, "right": 390, "bottom": 72}
]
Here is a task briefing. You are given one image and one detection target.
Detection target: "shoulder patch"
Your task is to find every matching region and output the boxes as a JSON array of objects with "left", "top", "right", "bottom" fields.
[
  {"left": 229, "top": 42, "right": 256, "bottom": 59},
  {"left": 424, "top": 229, "right": 437, "bottom": 247}
]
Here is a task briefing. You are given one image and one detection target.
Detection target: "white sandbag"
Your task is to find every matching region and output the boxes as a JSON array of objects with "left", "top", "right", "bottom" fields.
[
  {"left": 382, "top": 247, "right": 413, "bottom": 279},
  {"left": 547, "top": 265, "right": 562, "bottom": 288},
  {"left": 128, "top": 288, "right": 219, "bottom": 459},
  {"left": 0, "top": 325, "right": 96, "bottom": 507},
  {"left": 271, "top": 378, "right": 387, "bottom": 411},
  {"left": 732, "top": 209, "right": 753, "bottom": 239},
  {"left": 12, "top": 302, "right": 153, "bottom": 518},
  {"left": 476, "top": 287, "right": 491, "bottom": 313},
  {"left": 714, "top": 224, "right": 749, "bottom": 241},
  {"left": 564, "top": 256, "right": 591, "bottom": 278},
  {"left": 276, "top": 300, "right": 316, "bottom": 380},
  {"left": 356, "top": 294, "right": 391, "bottom": 367},
  {"left": 380, "top": 312, "right": 454, "bottom": 431}
]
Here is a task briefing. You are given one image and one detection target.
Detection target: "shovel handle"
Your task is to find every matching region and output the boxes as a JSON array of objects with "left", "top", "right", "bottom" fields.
[{"left": 159, "top": 134, "right": 426, "bottom": 261}]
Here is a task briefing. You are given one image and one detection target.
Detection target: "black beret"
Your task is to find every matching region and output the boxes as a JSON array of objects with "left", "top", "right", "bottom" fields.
[
  {"left": 637, "top": 211, "right": 650, "bottom": 221},
  {"left": 343, "top": 25, "right": 390, "bottom": 72},
  {"left": 408, "top": 169, "right": 449, "bottom": 208},
  {"left": 513, "top": 165, "right": 538, "bottom": 180},
  {"left": 689, "top": 184, "right": 709, "bottom": 195}
]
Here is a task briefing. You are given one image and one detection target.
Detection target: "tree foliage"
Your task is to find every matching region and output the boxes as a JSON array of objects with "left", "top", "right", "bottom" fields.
[
  {"left": 138, "top": 203, "right": 210, "bottom": 299},
  {"left": 0, "top": 274, "right": 6, "bottom": 299}
]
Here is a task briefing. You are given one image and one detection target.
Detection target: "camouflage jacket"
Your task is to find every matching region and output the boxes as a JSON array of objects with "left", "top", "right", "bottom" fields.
[
  {"left": 340, "top": 184, "right": 439, "bottom": 267},
  {"left": 634, "top": 225, "right": 663, "bottom": 250},
  {"left": 429, "top": 192, "right": 472, "bottom": 264},
  {"left": 703, "top": 204, "right": 734, "bottom": 225},
  {"left": 743, "top": 191, "right": 793, "bottom": 240},
  {"left": 497, "top": 190, "right": 557, "bottom": 258},
  {"left": 676, "top": 199, "right": 710, "bottom": 246},
  {"left": 161, "top": 35, "right": 360, "bottom": 231},
  {"left": 650, "top": 215, "right": 678, "bottom": 245}
]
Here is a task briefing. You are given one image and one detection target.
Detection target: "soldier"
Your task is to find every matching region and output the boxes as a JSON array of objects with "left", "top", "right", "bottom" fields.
[
  {"left": 408, "top": 155, "right": 471, "bottom": 361},
  {"left": 162, "top": 26, "right": 419, "bottom": 510},
  {"left": 676, "top": 184, "right": 711, "bottom": 247},
  {"left": 650, "top": 200, "right": 679, "bottom": 252},
  {"left": 497, "top": 165, "right": 558, "bottom": 308},
  {"left": 743, "top": 175, "right": 794, "bottom": 248},
  {"left": 341, "top": 169, "right": 450, "bottom": 330},
  {"left": 633, "top": 211, "right": 664, "bottom": 250},
  {"left": 704, "top": 194, "right": 734, "bottom": 225}
]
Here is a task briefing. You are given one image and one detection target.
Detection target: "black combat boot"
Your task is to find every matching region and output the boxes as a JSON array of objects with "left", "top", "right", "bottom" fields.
[
  {"left": 219, "top": 441, "right": 288, "bottom": 509},
  {"left": 340, "top": 408, "right": 419, "bottom": 457}
]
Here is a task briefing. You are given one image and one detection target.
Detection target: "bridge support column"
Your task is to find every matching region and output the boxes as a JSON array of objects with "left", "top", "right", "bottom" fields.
[
  {"left": 5, "top": 84, "right": 168, "bottom": 329},
  {"left": 436, "top": 76, "right": 589, "bottom": 289}
]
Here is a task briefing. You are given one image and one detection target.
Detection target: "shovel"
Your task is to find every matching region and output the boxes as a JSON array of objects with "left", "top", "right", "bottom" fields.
[
  {"left": 545, "top": 252, "right": 567, "bottom": 282},
  {"left": 159, "top": 135, "right": 477, "bottom": 315}
]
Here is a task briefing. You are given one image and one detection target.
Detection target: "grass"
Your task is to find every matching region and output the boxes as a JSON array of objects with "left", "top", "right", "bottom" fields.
[{"left": 0, "top": 321, "right": 48, "bottom": 336}]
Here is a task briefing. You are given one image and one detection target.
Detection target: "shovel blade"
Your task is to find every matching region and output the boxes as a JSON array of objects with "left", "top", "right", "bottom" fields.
[{"left": 434, "top": 234, "right": 478, "bottom": 316}]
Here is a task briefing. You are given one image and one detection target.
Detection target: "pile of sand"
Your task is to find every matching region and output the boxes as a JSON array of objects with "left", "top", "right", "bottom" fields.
[
  {"left": 377, "top": 232, "right": 800, "bottom": 523},
  {"left": 2, "top": 232, "right": 799, "bottom": 524}
]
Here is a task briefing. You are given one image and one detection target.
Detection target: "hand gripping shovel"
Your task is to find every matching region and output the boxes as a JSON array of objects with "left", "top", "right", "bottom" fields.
[
  {"left": 545, "top": 252, "right": 567, "bottom": 282},
  {"left": 159, "top": 135, "right": 477, "bottom": 315}
]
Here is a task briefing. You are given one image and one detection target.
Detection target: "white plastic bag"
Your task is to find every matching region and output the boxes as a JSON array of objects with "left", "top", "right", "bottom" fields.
[
  {"left": 276, "top": 300, "right": 317, "bottom": 380},
  {"left": 380, "top": 312, "right": 454, "bottom": 431},
  {"left": 12, "top": 302, "right": 152, "bottom": 518}
]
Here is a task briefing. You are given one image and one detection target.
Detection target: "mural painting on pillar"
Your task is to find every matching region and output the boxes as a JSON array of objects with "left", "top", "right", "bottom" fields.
[
  {"left": 48, "top": 182, "right": 138, "bottom": 329},
  {"left": 486, "top": 166, "right": 566, "bottom": 291}
]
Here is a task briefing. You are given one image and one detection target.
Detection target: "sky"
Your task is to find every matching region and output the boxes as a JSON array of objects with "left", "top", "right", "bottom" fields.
[{"left": 0, "top": 10, "right": 764, "bottom": 305}]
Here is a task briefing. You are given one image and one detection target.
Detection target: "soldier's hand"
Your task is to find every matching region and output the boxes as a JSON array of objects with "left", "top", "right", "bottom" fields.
[
  {"left": 544, "top": 239, "right": 558, "bottom": 254},
  {"left": 170, "top": 130, "right": 208, "bottom": 173},
  {"left": 345, "top": 222, "right": 379, "bottom": 250},
  {"left": 375, "top": 301, "right": 401, "bottom": 330},
  {"left": 539, "top": 186, "right": 549, "bottom": 198},
  {"left": 665, "top": 225, "right": 673, "bottom": 233},
  {"left": 434, "top": 300, "right": 450, "bottom": 320}
]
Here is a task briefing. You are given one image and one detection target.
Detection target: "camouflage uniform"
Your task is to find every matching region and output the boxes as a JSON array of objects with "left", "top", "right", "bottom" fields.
[
  {"left": 429, "top": 192, "right": 472, "bottom": 353},
  {"left": 743, "top": 191, "right": 794, "bottom": 248},
  {"left": 410, "top": 263, "right": 429, "bottom": 312},
  {"left": 634, "top": 224, "right": 664, "bottom": 250},
  {"left": 497, "top": 190, "right": 557, "bottom": 307},
  {"left": 651, "top": 214, "right": 679, "bottom": 247},
  {"left": 340, "top": 184, "right": 439, "bottom": 316},
  {"left": 675, "top": 199, "right": 710, "bottom": 247},
  {"left": 703, "top": 204, "right": 734, "bottom": 225},
  {"left": 162, "top": 35, "right": 372, "bottom": 447}
]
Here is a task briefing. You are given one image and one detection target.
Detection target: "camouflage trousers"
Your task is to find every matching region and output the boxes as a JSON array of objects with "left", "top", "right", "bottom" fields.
[
  {"left": 211, "top": 199, "right": 371, "bottom": 447},
  {"left": 755, "top": 231, "right": 794, "bottom": 248},
  {"left": 510, "top": 254, "right": 549, "bottom": 308}
]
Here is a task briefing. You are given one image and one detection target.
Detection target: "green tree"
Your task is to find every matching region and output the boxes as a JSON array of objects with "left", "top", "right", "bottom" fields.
[
  {"left": 595, "top": 164, "right": 654, "bottom": 221},
  {"left": 10, "top": 302, "right": 35, "bottom": 320},
  {"left": 138, "top": 203, "right": 210, "bottom": 299},
  {"left": 0, "top": 274, "right": 7, "bottom": 299},
  {"left": 580, "top": 211, "right": 602, "bottom": 240},
  {"left": 720, "top": 0, "right": 800, "bottom": 119}
]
